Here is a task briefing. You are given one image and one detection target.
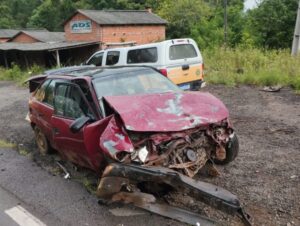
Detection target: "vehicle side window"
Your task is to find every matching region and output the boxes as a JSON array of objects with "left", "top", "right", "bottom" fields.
[
  {"left": 127, "top": 47, "right": 158, "bottom": 64},
  {"left": 43, "top": 80, "right": 56, "bottom": 106},
  {"left": 169, "top": 44, "right": 197, "bottom": 60},
  {"left": 54, "top": 84, "right": 89, "bottom": 119},
  {"left": 106, "top": 51, "right": 120, "bottom": 65},
  {"left": 87, "top": 52, "right": 103, "bottom": 66},
  {"left": 34, "top": 79, "right": 51, "bottom": 102}
]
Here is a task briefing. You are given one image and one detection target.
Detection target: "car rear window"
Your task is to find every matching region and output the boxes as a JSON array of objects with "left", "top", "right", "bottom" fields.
[
  {"left": 169, "top": 44, "right": 197, "bottom": 60},
  {"left": 127, "top": 47, "right": 158, "bottom": 64}
]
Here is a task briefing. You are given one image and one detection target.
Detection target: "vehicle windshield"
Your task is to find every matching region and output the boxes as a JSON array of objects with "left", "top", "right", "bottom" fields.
[{"left": 93, "top": 68, "right": 181, "bottom": 98}]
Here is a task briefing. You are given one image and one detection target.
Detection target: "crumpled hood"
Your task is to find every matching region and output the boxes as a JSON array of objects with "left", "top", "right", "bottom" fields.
[{"left": 104, "top": 92, "right": 229, "bottom": 132}]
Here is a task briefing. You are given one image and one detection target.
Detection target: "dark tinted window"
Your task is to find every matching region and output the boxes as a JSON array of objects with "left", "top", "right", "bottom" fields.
[
  {"left": 87, "top": 52, "right": 103, "bottom": 66},
  {"left": 169, "top": 44, "right": 197, "bottom": 60},
  {"left": 34, "top": 79, "right": 51, "bottom": 102},
  {"left": 106, "top": 51, "right": 120, "bottom": 65},
  {"left": 127, "top": 47, "right": 158, "bottom": 64},
  {"left": 54, "top": 84, "right": 89, "bottom": 119}
]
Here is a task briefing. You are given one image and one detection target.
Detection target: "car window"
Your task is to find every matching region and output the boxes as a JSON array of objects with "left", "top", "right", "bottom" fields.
[
  {"left": 169, "top": 44, "right": 197, "bottom": 60},
  {"left": 87, "top": 52, "right": 103, "bottom": 66},
  {"left": 43, "top": 80, "right": 57, "bottom": 106},
  {"left": 93, "top": 68, "right": 181, "bottom": 98},
  {"left": 106, "top": 51, "right": 120, "bottom": 65},
  {"left": 34, "top": 79, "right": 51, "bottom": 102},
  {"left": 54, "top": 84, "right": 90, "bottom": 119},
  {"left": 127, "top": 47, "right": 157, "bottom": 64}
]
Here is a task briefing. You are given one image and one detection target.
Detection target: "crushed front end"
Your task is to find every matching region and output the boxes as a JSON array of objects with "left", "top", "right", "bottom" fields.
[
  {"left": 96, "top": 116, "right": 249, "bottom": 225},
  {"left": 96, "top": 92, "right": 250, "bottom": 225},
  {"left": 99, "top": 114, "right": 237, "bottom": 178}
]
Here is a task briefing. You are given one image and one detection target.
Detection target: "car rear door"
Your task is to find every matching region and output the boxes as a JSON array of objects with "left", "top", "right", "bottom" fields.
[
  {"left": 30, "top": 79, "right": 56, "bottom": 143},
  {"left": 165, "top": 39, "right": 203, "bottom": 89}
]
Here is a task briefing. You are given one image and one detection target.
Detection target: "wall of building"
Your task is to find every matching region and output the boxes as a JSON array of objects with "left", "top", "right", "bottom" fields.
[
  {"left": 64, "top": 12, "right": 166, "bottom": 47},
  {"left": 10, "top": 33, "right": 39, "bottom": 43},
  {"left": 0, "top": 38, "right": 10, "bottom": 43},
  {"left": 101, "top": 25, "right": 165, "bottom": 45},
  {"left": 64, "top": 13, "right": 101, "bottom": 42}
]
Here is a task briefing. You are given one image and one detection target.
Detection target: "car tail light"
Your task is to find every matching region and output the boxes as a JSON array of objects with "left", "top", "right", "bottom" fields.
[{"left": 159, "top": 68, "right": 168, "bottom": 77}]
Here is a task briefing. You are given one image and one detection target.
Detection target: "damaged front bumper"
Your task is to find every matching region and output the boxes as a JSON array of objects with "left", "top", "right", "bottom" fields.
[{"left": 97, "top": 163, "right": 251, "bottom": 225}]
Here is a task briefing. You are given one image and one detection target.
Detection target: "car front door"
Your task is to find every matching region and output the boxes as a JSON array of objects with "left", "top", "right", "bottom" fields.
[{"left": 51, "top": 82, "right": 96, "bottom": 169}]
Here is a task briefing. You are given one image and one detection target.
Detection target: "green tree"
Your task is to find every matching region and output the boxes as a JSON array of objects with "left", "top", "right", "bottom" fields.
[
  {"left": 246, "top": 0, "right": 298, "bottom": 49},
  {"left": 26, "top": 0, "right": 161, "bottom": 31},
  {"left": 0, "top": 0, "right": 15, "bottom": 28},
  {"left": 10, "top": 0, "right": 42, "bottom": 28},
  {"left": 158, "top": 0, "right": 246, "bottom": 48},
  {"left": 27, "top": 0, "right": 62, "bottom": 31},
  {"left": 158, "top": 0, "right": 211, "bottom": 39}
]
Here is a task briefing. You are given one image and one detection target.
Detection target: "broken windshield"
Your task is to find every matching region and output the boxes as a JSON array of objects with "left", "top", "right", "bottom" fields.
[{"left": 93, "top": 68, "right": 181, "bottom": 98}]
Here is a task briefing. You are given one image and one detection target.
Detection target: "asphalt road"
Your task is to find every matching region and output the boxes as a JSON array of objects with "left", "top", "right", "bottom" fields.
[
  {"left": 0, "top": 146, "right": 178, "bottom": 226},
  {"left": 0, "top": 184, "right": 48, "bottom": 226}
]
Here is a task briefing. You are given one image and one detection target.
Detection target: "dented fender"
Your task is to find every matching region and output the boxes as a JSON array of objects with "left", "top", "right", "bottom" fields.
[{"left": 99, "top": 116, "right": 134, "bottom": 161}]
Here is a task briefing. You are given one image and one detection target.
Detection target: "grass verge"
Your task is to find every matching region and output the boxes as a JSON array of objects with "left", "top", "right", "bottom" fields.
[
  {"left": 0, "top": 139, "right": 16, "bottom": 148},
  {"left": 203, "top": 48, "right": 300, "bottom": 92}
]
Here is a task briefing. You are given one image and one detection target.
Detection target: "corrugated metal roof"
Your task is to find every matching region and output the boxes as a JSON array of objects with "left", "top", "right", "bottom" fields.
[
  {"left": 0, "top": 29, "right": 20, "bottom": 38},
  {"left": 14, "top": 31, "right": 66, "bottom": 43},
  {"left": 77, "top": 9, "right": 167, "bottom": 25},
  {"left": 0, "top": 41, "right": 99, "bottom": 51}
]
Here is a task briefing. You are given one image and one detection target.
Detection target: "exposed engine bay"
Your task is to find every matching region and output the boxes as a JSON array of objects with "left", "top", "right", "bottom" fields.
[{"left": 113, "top": 122, "right": 234, "bottom": 178}]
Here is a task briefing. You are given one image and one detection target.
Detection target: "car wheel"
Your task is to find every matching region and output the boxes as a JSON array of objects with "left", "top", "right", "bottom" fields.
[
  {"left": 214, "top": 134, "right": 239, "bottom": 165},
  {"left": 34, "top": 127, "right": 51, "bottom": 155}
]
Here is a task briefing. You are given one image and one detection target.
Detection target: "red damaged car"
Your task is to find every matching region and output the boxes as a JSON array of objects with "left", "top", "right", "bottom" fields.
[{"left": 27, "top": 66, "right": 250, "bottom": 225}]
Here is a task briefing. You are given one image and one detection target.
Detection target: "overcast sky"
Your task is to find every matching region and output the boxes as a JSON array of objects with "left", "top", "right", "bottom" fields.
[{"left": 244, "top": 0, "right": 258, "bottom": 10}]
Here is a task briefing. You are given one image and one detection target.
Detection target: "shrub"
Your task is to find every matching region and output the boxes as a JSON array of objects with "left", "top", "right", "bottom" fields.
[{"left": 0, "top": 64, "right": 45, "bottom": 85}]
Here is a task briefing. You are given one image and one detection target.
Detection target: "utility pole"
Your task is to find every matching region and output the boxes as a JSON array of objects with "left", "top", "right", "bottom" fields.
[
  {"left": 224, "top": 0, "right": 228, "bottom": 48},
  {"left": 292, "top": 0, "right": 300, "bottom": 56}
]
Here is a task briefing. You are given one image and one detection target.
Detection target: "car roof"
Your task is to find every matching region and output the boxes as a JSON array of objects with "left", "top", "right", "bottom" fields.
[{"left": 46, "top": 65, "right": 158, "bottom": 79}]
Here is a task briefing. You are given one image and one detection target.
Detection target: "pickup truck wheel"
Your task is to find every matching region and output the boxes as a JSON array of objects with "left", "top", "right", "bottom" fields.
[
  {"left": 34, "top": 127, "right": 51, "bottom": 155},
  {"left": 214, "top": 134, "right": 239, "bottom": 165}
]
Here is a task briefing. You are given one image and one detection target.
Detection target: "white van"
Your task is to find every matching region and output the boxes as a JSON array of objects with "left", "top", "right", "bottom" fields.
[{"left": 84, "top": 39, "right": 204, "bottom": 90}]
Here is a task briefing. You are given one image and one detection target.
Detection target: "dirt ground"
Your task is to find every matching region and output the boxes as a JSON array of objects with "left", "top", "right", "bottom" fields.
[{"left": 0, "top": 81, "right": 299, "bottom": 226}]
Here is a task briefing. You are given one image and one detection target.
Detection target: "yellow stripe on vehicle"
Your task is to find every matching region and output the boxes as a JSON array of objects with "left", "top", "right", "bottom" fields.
[{"left": 167, "top": 64, "right": 203, "bottom": 85}]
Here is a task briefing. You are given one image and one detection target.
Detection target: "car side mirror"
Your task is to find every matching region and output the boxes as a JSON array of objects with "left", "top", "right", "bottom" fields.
[{"left": 69, "top": 116, "right": 91, "bottom": 133}]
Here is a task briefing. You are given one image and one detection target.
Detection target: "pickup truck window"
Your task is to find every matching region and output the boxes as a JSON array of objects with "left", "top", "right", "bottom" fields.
[
  {"left": 127, "top": 47, "right": 158, "bottom": 64},
  {"left": 106, "top": 51, "right": 120, "bottom": 65},
  {"left": 87, "top": 52, "right": 103, "bottom": 66},
  {"left": 169, "top": 44, "right": 197, "bottom": 60}
]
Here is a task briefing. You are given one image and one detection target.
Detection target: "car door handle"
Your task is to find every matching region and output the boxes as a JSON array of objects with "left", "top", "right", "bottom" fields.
[
  {"left": 53, "top": 127, "right": 60, "bottom": 135},
  {"left": 182, "top": 64, "right": 190, "bottom": 70}
]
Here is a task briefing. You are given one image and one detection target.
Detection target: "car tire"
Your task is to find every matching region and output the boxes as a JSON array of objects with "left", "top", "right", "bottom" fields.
[
  {"left": 214, "top": 134, "right": 239, "bottom": 165},
  {"left": 34, "top": 126, "right": 52, "bottom": 155}
]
